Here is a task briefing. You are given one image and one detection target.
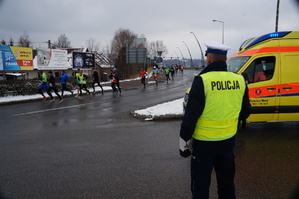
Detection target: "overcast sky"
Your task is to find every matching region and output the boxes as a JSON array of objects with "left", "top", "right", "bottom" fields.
[{"left": 1, "top": 0, "right": 299, "bottom": 59}]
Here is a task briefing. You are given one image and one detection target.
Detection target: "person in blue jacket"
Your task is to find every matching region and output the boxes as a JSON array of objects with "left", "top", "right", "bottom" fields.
[{"left": 60, "top": 70, "right": 73, "bottom": 97}]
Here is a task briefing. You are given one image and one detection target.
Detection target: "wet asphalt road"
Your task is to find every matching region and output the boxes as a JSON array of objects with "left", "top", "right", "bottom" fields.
[{"left": 0, "top": 70, "right": 299, "bottom": 199}]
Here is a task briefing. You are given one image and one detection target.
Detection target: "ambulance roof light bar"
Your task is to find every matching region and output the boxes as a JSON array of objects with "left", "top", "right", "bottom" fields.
[{"left": 240, "top": 31, "right": 291, "bottom": 51}]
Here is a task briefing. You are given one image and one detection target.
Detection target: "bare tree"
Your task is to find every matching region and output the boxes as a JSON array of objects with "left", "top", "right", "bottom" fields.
[
  {"left": 1, "top": 38, "right": 6, "bottom": 45},
  {"left": 18, "top": 32, "right": 31, "bottom": 47},
  {"left": 103, "top": 44, "right": 114, "bottom": 66},
  {"left": 147, "top": 40, "right": 168, "bottom": 57},
  {"left": 85, "top": 38, "right": 100, "bottom": 53},
  {"left": 9, "top": 37, "right": 14, "bottom": 46},
  {"left": 52, "top": 33, "right": 72, "bottom": 49},
  {"left": 110, "top": 28, "right": 137, "bottom": 62}
]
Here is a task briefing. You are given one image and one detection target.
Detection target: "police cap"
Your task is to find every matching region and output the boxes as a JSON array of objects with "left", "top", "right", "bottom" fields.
[{"left": 204, "top": 41, "right": 231, "bottom": 55}]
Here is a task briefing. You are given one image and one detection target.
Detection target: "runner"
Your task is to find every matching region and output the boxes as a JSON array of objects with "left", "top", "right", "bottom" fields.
[{"left": 139, "top": 68, "right": 147, "bottom": 88}]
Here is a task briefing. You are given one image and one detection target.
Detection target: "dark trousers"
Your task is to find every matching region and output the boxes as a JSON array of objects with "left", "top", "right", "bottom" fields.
[
  {"left": 111, "top": 82, "right": 121, "bottom": 93},
  {"left": 141, "top": 77, "right": 146, "bottom": 87},
  {"left": 78, "top": 84, "right": 90, "bottom": 96},
  {"left": 191, "top": 152, "right": 236, "bottom": 199},
  {"left": 47, "top": 87, "right": 62, "bottom": 100},
  {"left": 61, "top": 84, "right": 72, "bottom": 97},
  {"left": 92, "top": 80, "right": 103, "bottom": 93}
]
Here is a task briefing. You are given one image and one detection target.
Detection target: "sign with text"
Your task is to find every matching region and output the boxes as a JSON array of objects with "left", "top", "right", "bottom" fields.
[
  {"left": 0, "top": 46, "right": 33, "bottom": 70},
  {"left": 35, "top": 48, "right": 68, "bottom": 70}
]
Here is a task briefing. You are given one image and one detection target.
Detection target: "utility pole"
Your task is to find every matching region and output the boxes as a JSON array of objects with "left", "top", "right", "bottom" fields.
[{"left": 48, "top": 40, "right": 51, "bottom": 49}]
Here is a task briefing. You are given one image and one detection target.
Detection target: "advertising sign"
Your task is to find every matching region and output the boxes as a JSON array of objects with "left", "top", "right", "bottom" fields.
[
  {"left": 72, "top": 52, "right": 95, "bottom": 68},
  {"left": 36, "top": 48, "right": 68, "bottom": 70},
  {"left": 0, "top": 46, "right": 33, "bottom": 70},
  {"left": 126, "top": 48, "right": 147, "bottom": 64}
]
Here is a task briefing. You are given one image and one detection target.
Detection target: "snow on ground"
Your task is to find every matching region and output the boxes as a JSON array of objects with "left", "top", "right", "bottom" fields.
[
  {"left": 132, "top": 98, "right": 184, "bottom": 120},
  {"left": 0, "top": 86, "right": 112, "bottom": 104}
]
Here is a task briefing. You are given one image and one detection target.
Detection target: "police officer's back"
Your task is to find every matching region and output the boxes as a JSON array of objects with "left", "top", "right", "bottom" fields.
[{"left": 179, "top": 41, "right": 251, "bottom": 199}]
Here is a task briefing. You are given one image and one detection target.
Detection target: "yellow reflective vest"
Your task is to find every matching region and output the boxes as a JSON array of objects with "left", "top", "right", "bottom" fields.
[
  {"left": 78, "top": 74, "right": 87, "bottom": 84},
  {"left": 192, "top": 71, "right": 246, "bottom": 141},
  {"left": 75, "top": 72, "right": 80, "bottom": 84},
  {"left": 40, "top": 72, "right": 47, "bottom": 83}
]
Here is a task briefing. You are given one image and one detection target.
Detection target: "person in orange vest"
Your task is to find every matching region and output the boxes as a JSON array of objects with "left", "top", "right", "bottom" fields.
[
  {"left": 253, "top": 65, "right": 266, "bottom": 82},
  {"left": 109, "top": 68, "right": 121, "bottom": 95},
  {"left": 180, "top": 65, "right": 184, "bottom": 73},
  {"left": 139, "top": 68, "right": 147, "bottom": 88}
]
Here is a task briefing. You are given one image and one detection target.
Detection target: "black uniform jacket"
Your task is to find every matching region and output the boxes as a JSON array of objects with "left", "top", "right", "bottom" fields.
[
  {"left": 180, "top": 61, "right": 251, "bottom": 155},
  {"left": 48, "top": 75, "right": 57, "bottom": 87}
]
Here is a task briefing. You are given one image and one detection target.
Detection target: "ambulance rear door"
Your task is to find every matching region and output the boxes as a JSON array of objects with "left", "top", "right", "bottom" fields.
[
  {"left": 277, "top": 51, "right": 299, "bottom": 121},
  {"left": 241, "top": 54, "right": 279, "bottom": 122}
]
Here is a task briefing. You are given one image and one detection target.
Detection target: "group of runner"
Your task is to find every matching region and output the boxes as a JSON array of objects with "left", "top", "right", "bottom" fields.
[
  {"left": 37, "top": 65, "right": 183, "bottom": 102},
  {"left": 37, "top": 68, "right": 123, "bottom": 102}
]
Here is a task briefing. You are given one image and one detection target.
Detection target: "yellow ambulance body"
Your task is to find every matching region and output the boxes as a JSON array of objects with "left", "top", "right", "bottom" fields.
[{"left": 227, "top": 31, "right": 299, "bottom": 122}]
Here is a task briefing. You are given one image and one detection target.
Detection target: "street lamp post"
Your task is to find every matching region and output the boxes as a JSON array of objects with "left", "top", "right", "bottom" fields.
[
  {"left": 190, "top": 32, "right": 205, "bottom": 67},
  {"left": 173, "top": 51, "right": 180, "bottom": 65},
  {"left": 177, "top": 47, "right": 185, "bottom": 66},
  {"left": 182, "top": 41, "right": 193, "bottom": 68},
  {"left": 275, "top": 0, "right": 280, "bottom": 32},
  {"left": 213, "top": 19, "right": 224, "bottom": 44}
]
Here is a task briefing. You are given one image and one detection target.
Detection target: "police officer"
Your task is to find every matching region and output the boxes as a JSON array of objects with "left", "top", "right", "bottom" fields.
[{"left": 179, "top": 41, "right": 251, "bottom": 199}]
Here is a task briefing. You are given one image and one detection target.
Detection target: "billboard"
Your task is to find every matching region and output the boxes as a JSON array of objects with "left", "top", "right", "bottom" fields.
[
  {"left": 72, "top": 52, "right": 95, "bottom": 68},
  {"left": 35, "top": 48, "right": 68, "bottom": 70},
  {"left": 126, "top": 48, "right": 147, "bottom": 64},
  {"left": 0, "top": 46, "right": 33, "bottom": 70}
]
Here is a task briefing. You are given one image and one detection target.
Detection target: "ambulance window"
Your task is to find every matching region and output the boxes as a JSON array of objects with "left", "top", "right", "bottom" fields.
[
  {"left": 243, "top": 56, "right": 275, "bottom": 84},
  {"left": 227, "top": 56, "right": 250, "bottom": 73}
]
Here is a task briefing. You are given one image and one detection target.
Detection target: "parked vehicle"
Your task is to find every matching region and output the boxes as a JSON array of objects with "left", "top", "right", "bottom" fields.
[{"left": 183, "top": 31, "right": 299, "bottom": 123}]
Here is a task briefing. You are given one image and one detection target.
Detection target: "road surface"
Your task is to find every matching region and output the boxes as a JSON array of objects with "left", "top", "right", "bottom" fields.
[{"left": 0, "top": 69, "right": 298, "bottom": 199}]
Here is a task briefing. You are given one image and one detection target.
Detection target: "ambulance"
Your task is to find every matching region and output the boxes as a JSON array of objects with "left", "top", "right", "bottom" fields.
[{"left": 227, "top": 31, "right": 299, "bottom": 123}]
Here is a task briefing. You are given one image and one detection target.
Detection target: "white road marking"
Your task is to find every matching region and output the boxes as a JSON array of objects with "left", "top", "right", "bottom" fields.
[{"left": 13, "top": 103, "right": 94, "bottom": 116}]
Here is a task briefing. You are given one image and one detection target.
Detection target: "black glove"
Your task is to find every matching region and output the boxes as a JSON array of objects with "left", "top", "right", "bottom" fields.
[
  {"left": 179, "top": 137, "right": 193, "bottom": 158},
  {"left": 180, "top": 149, "right": 191, "bottom": 158}
]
